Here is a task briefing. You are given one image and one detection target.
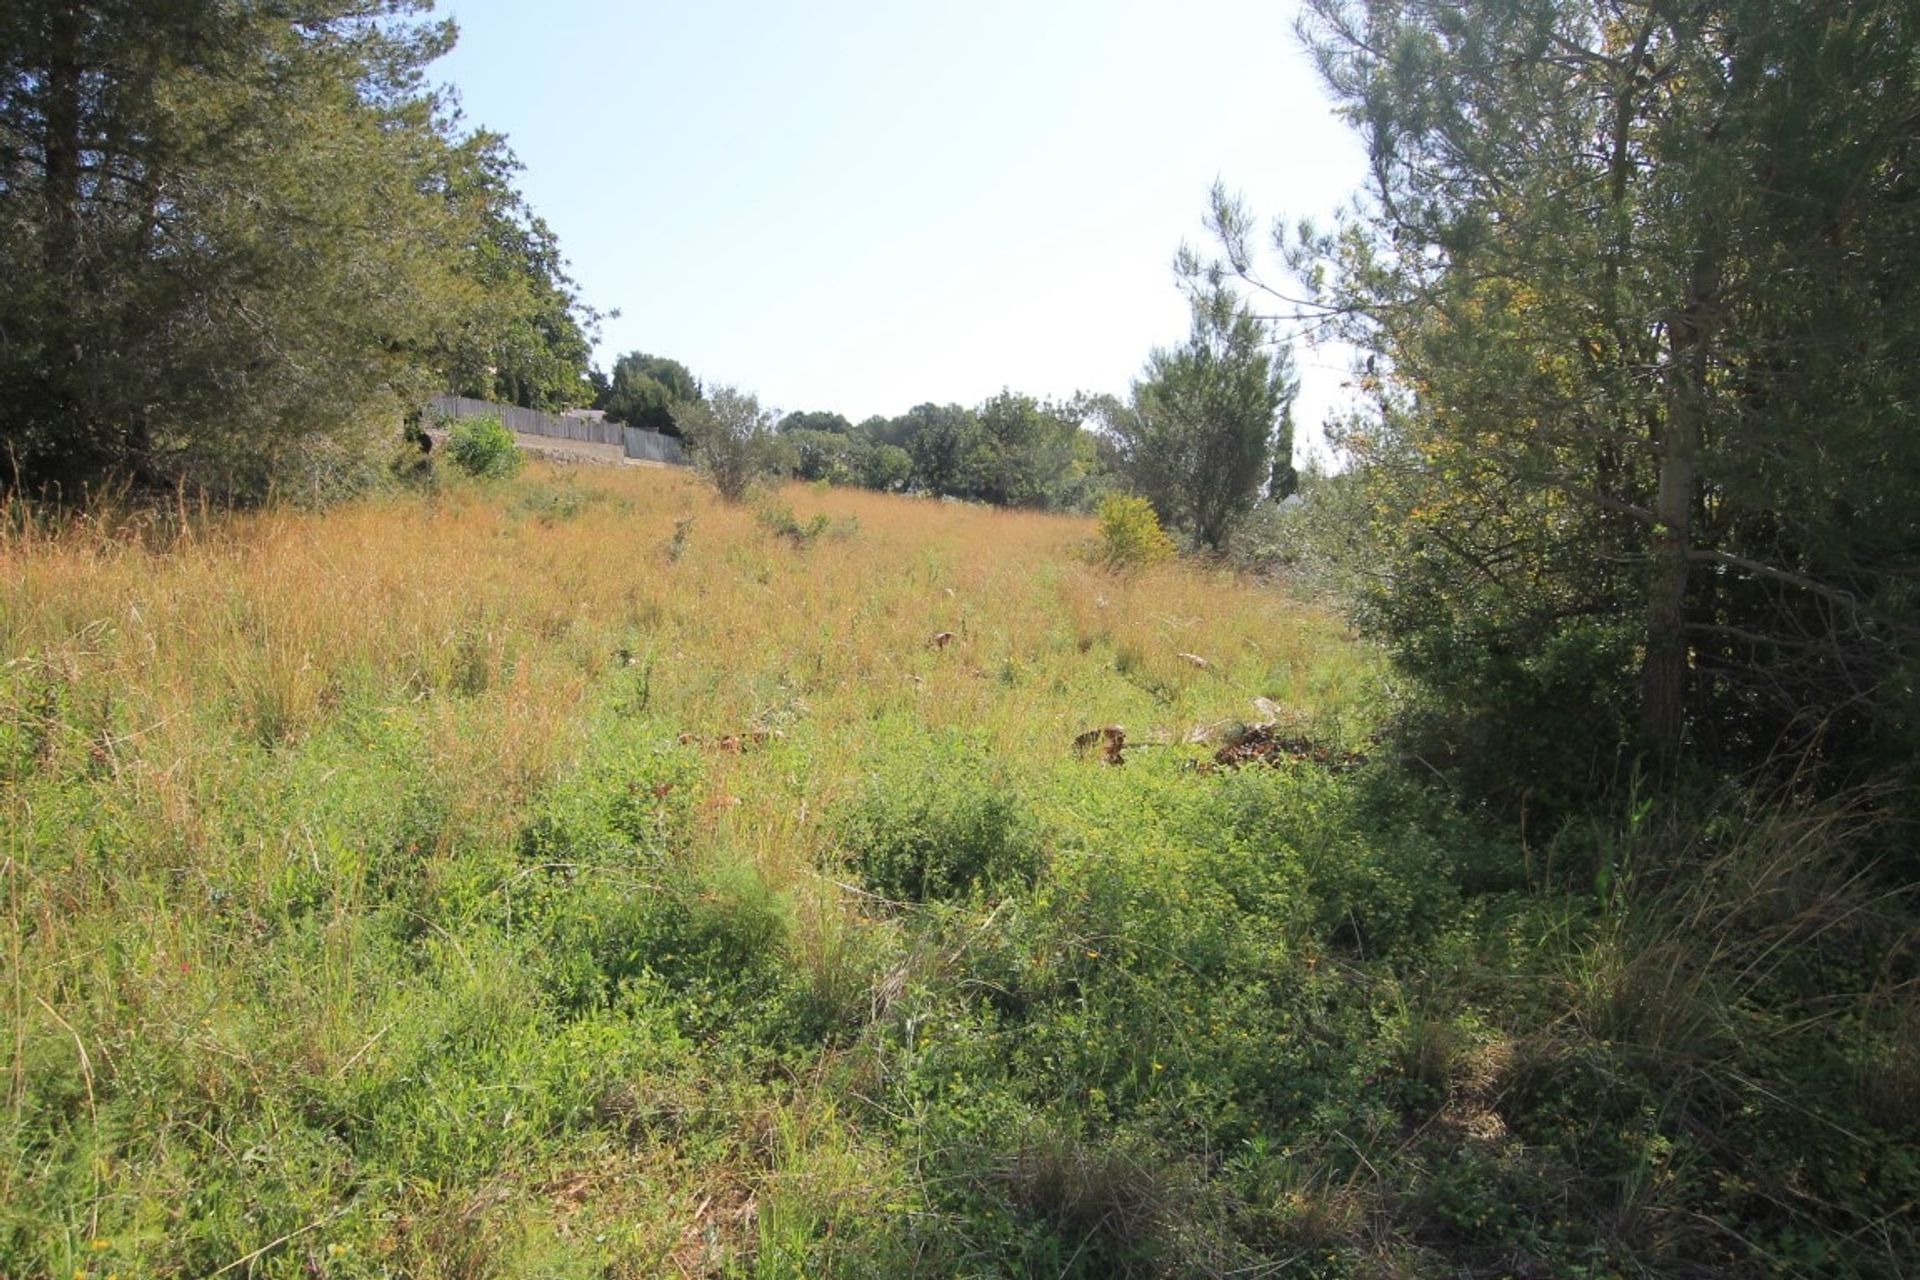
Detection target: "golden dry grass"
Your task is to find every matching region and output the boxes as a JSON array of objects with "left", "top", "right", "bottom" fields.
[
  {"left": 1, "top": 462, "right": 1374, "bottom": 1275},
  {"left": 9, "top": 464, "right": 1909, "bottom": 1279},
  {"left": 1, "top": 463, "right": 1369, "bottom": 888}
]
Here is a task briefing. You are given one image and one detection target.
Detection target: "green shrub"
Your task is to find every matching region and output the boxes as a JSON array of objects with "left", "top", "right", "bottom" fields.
[
  {"left": 1094, "top": 493, "right": 1176, "bottom": 569},
  {"left": 757, "top": 502, "right": 857, "bottom": 546},
  {"left": 680, "top": 385, "right": 778, "bottom": 501},
  {"left": 444, "top": 414, "right": 524, "bottom": 479},
  {"left": 757, "top": 502, "right": 831, "bottom": 545},
  {"left": 836, "top": 733, "right": 1042, "bottom": 903},
  {"left": 859, "top": 442, "right": 913, "bottom": 492}
]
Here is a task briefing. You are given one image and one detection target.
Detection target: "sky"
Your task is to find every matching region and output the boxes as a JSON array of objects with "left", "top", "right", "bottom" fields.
[{"left": 432, "top": 0, "right": 1370, "bottom": 463}]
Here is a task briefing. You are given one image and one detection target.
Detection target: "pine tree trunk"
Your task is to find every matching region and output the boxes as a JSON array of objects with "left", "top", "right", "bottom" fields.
[
  {"left": 42, "top": 4, "right": 84, "bottom": 285},
  {"left": 39, "top": 2, "right": 91, "bottom": 488},
  {"left": 1640, "top": 266, "right": 1714, "bottom": 759}
]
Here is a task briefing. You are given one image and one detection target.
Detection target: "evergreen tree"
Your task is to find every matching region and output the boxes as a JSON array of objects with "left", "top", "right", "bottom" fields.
[
  {"left": 0, "top": 1, "right": 583, "bottom": 497},
  {"left": 1108, "top": 287, "right": 1296, "bottom": 551},
  {"left": 599, "top": 352, "right": 701, "bottom": 434},
  {"left": 1222, "top": 0, "right": 1920, "bottom": 801}
]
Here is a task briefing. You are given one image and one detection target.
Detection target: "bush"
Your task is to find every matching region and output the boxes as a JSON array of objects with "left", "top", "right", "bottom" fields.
[
  {"left": 444, "top": 415, "right": 523, "bottom": 480},
  {"left": 757, "top": 502, "right": 857, "bottom": 547},
  {"left": 1094, "top": 493, "right": 1176, "bottom": 569},
  {"left": 757, "top": 502, "right": 832, "bottom": 545},
  {"left": 836, "top": 733, "right": 1043, "bottom": 903},
  {"left": 781, "top": 428, "right": 866, "bottom": 485},
  {"left": 680, "top": 385, "right": 779, "bottom": 501}
]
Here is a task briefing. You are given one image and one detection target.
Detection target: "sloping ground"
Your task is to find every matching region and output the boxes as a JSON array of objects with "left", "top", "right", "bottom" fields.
[
  {"left": 2, "top": 466, "right": 1913, "bottom": 1278},
  {"left": 510, "top": 430, "right": 631, "bottom": 466},
  {"left": 425, "top": 425, "right": 633, "bottom": 467}
]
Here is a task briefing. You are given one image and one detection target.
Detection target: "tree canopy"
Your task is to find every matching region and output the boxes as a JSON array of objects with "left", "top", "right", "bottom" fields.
[
  {"left": 598, "top": 352, "right": 702, "bottom": 435},
  {"left": 434, "top": 132, "right": 599, "bottom": 413},
  {"left": 0, "top": 1, "right": 599, "bottom": 498},
  {"left": 777, "top": 410, "right": 854, "bottom": 437},
  {"left": 1103, "top": 288, "right": 1296, "bottom": 551},
  {"left": 1206, "top": 0, "right": 1920, "bottom": 804}
]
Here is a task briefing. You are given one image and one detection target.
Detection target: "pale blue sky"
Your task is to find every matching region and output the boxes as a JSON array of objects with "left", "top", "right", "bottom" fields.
[{"left": 433, "top": 0, "right": 1366, "bottom": 459}]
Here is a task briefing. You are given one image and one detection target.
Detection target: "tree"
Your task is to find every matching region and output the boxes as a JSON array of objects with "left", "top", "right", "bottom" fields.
[
  {"left": 599, "top": 352, "right": 701, "bottom": 434},
  {"left": 855, "top": 396, "right": 1114, "bottom": 508},
  {"left": 858, "top": 442, "right": 913, "bottom": 493},
  {"left": 1107, "top": 288, "right": 1295, "bottom": 551},
  {"left": 971, "top": 391, "right": 1100, "bottom": 508},
  {"left": 678, "top": 384, "right": 778, "bottom": 501},
  {"left": 781, "top": 429, "right": 866, "bottom": 485},
  {"left": 0, "top": 0, "right": 502, "bottom": 497},
  {"left": 434, "top": 132, "right": 600, "bottom": 412},
  {"left": 897, "top": 403, "right": 983, "bottom": 496},
  {"left": 777, "top": 410, "right": 853, "bottom": 436},
  {"left": 1214, "top": 0, "right": 1920, "bottom": 801}
]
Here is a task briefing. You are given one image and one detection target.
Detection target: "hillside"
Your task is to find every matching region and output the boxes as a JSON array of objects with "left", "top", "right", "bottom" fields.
[{"left": 3, "top": 466, "right": 1914, "bottom": 1278}]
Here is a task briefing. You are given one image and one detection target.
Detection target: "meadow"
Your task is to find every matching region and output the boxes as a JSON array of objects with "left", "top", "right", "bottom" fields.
[{"left": 3, "top": 464, "right": 1914, "bottom": 1278}]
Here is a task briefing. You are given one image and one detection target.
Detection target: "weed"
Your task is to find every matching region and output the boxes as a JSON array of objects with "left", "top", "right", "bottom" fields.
[
  {"left": 666, "top": 514, "right": 694, "bottom": 562},
  {"left": 755, "top": 501, "right": 857, "bottom": 547},
  {"left": 2, "top": 464, "right": 1909, "bottom": 1279}
]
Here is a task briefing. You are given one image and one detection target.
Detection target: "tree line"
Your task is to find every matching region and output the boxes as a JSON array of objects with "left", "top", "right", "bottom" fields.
[
  {"left": 2, "top": 1, "right": 1301, "bottom": 553},
  {"left": 592, "top": 287, "right": 1299, "bottom": 538}
]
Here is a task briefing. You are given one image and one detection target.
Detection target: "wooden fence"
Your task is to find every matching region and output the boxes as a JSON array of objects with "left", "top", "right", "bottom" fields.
[{"left": 426, "top": 394, "right": 686, "bottom": 466}]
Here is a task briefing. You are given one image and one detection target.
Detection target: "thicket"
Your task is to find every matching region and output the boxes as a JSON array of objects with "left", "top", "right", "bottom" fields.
[
  {"left": 0, "top": 1, "right": 598, "bottom": 501},
  {"left": 1198, "top": 0, "right": 1920, "bottom": 824},
  {"left": 1094, "top": 493, "right": 1178, "bottom": 570},
  {"left": 444, "top": 416, "right": 525, "bottom": 480}
]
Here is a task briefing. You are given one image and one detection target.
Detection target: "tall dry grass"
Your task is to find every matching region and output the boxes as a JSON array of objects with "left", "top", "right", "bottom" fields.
[
  {"left": 2, "top": 466, "right": 1367, "bottom": 886},
  {"left": 1, "top": 464, "right": 1371, "bottom": 1274}
]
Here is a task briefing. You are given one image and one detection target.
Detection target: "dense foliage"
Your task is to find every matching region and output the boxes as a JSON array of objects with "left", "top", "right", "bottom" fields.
[
  {"left": 597, "top": 351, "right": 703, "bottom": 434},
  {"left": 1094, "top": 492, "right": 1179, "bottom": 569},
  {"left": 793, "top": 396, "right": 1099, "bottom": 510},
  {"left": 444, "top": 415, "right": 524, "bottom": 480},
  {"left": 435, "top": 133, "right": 600, "bottom": 413},
  {"left": 0, "top": 1, "right": 595, "bottom": 499},
  {"left": 1201, "top": 0, "right": 1920, "bottom": 811},
  {"left": 1104, "top": 287, "right": 1298, "bottom": 551}
]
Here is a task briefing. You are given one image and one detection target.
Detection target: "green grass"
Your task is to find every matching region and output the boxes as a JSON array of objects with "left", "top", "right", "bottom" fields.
[{"left": 2, "top": 467, "right": 1914, "bottom": 1278}]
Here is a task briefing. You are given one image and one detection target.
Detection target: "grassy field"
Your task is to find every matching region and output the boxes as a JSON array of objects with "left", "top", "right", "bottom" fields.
[{"left": 3, "top": 465, "right": 1914, "bottom": 1278}]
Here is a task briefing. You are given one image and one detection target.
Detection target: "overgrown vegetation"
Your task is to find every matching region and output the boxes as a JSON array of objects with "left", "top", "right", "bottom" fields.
[
  {"left": 1197, "top": 0, "right": 1920, "bottom": 819},
  {"left": 1095, "top": 492, "right": 1178, "bottom": 569},
  {"left": 5, "top": 1, "right": 1918, "bottom": 1275},
  {"left": 1100, "top": 286, "right": 1297, "bottom": 551},
  {"left": 3, "top": 465, "right": 1912, "bottom": 1277},
  {"left": 444, "top": 415, "right": 525, "bottom": 480}
]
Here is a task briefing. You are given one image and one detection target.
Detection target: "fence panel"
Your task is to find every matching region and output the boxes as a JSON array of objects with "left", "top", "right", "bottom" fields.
[
  {"left": 623, "top": 428, "right": 687, "bottom": 465},
  {"left": 426, "top": 395, "right": 681, "bottom": 463}
]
